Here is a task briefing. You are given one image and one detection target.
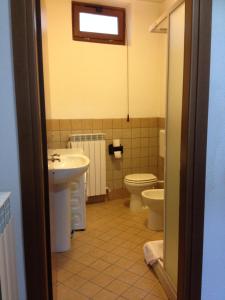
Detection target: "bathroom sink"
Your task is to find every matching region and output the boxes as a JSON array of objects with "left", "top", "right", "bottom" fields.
[
  {"left": 52, "top": 154, "right": 90, "bottom": 185},
  {"left": 48, "top": 152, "right": 89, "bottom": 252}
]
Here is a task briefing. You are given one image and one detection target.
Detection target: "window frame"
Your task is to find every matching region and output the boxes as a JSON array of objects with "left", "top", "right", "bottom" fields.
[{"left": 72, "top": 1, "right": 126, "bottom": 45}]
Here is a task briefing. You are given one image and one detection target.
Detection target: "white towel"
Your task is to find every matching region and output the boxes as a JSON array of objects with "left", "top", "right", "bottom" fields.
[{"left": 143, "top": 240, "right": 163, "bottom": 266}]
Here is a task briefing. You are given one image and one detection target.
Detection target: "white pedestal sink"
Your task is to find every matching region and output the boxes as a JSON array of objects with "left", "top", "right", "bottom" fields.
[{"left": 49, "top": 152, "right": 89, "bottom": 252}]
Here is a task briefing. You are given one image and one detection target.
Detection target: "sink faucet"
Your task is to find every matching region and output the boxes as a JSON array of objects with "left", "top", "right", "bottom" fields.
[
  {"left": 52, "top": 153, "right": 60, "bottom": 157},
  {"left": 48, "top": 153, "right": 61, "bottom": 162}
]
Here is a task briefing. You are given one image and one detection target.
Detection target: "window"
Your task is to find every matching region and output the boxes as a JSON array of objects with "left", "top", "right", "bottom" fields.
[{"left": 72, "top": 2, "right": 126, "bottom": 45}]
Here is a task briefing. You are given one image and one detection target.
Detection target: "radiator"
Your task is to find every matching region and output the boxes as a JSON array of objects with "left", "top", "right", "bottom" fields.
[
  {"left": 69, "top": 133, "right": 106, "bottom": 197},
  {"left": 0, "top": 193, "right": 18, "bottom": 300}
]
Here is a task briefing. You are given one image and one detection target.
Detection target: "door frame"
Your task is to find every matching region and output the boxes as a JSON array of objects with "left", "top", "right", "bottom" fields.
[
  {"left": 10, "top": 0, "right": 212, "bottom": 299},
  {"left": 10, "top": 0, "right": 52, "bottom": 299},
  {"left": 178, "top": 1, "right": 212, "bottom": 299}
]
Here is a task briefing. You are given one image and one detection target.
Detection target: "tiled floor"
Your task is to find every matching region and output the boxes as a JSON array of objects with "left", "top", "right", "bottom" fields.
[{"left": 56, "top": 197, "right": 167, "bottom": 300}]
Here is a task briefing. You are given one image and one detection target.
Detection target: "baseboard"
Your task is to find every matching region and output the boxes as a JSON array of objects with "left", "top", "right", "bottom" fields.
[
  {"left": 87, "top": 195, "right": 106, "bottom": 204},
  {"left": 152, "top": 261, "right": 177, "bottom": 300},
  {"left": 108, "top": 188, "right": 129, "bottom": 200},
  {"left": 86, "top": 188, "right": 129, "bottom": 204}
]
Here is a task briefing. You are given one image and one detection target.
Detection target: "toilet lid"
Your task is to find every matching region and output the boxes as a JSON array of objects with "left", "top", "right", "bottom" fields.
[{"left": 125, "top": 173, "right": 157, "bottom": 183}]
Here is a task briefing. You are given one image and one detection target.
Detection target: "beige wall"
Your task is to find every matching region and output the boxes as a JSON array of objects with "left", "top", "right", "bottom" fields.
[
  {"left": 160, "top": 0, "right": 178, "bottom": 11},
  {"left": 42, "top": 0, "right": 166, "bottom": 119},
  {"left": 41, "top": 0, "right": 51, "bottom": 119},
  {"left": 157, "top": 33, "right": 167, "bottom": 118}
]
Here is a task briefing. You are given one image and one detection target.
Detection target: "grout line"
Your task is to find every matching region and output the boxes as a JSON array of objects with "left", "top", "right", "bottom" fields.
[{"left": 56, "top": 197, "right": 166, "bottom": 299}]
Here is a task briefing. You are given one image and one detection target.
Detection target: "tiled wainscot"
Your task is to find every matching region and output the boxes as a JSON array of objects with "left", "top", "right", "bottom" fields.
[{"left": 46, "top": 118, "right": 165, "bottom": 193}]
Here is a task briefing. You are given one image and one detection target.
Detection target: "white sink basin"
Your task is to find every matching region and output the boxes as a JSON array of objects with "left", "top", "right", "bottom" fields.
[
  {"left": 48, "top": 151, "right": 90, "bottom": 252},
  {"left": 52, "top": 154, "right": 90, "bottom": 185}
]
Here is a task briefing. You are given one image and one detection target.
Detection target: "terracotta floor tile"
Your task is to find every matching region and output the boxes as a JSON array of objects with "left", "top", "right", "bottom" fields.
[
  {"left": 104, "top": 264, "right": 125, "bottom": 277},
  {"left": 74, "top": 253, "right": 97, "bottom": 265},
  {"left": 98, "top": 242, "right": 117, "bottom": 252},
  {"left": 102, "top": 253, "right": 120, "bottom": 264},
  {"left": 91, "top": 248, "right": 108, "bottom": 258},
  {"left": 149, "top": 283, "right": 168, "bottom": 300},
  {"left": 125, "top": 251, "right": 143, "bottom": 262},
  {"left": 78, "top": 281, "right": 102, "bottom": 298},
  {"left": 143, "top": 270, "right": 157, "bottom": 281},
  {"left": 93, "top": 289, "right": 118, "bottom": 300},
  {"left": 115, "top": 257, "right": 135, "bottom": 269},
  {"left": 57, "top": 284, "right": 89, "bottom": 300},
  {"left": 106, "top": 279, "right": 130, "bottom": 295},
  {"left": 110, "top": 237, "right": 125, "bottom": 246},
  {"left": 91, "top": 259, "right": 111, "bottom": 271},
  {"left": 129, "top": 262, "right": 149, "bottom": 276},
  {"left": 99, "top": 233, "right": 114, "bottom": 241},
  {"left": 87, "top": 230, "right": 103, "bottom": 238},
  {"left": 63, "top": 274, "right": 87, "bottom": 290},
  {"left": 89, "top": 238, "right": 105, "bottom": 248},
  {"left": 55, "top": 198, "right": 167, "bottom": 300},
  {"left": 57, "top": 269, "right": 73, "bottom": 283},
  {"left": 91, "top": 273, "right": 114, "bottom": 288},
  {"left": 126, "top": 228, "right": 141, "bottom": 234},
  {"left": 112, "top": 246, "right": 129, "bottom": 257},
  {"left": 133, "top": 277, "right": 156, "bottom": 293},
  {"left": 79, "top": 266, "right": 99, "bottom": 280},
  {"left": 108, "top": 229, "right": 122, "bottom": 236},
  {"left": 62, "top": 261, "right": 86, "bottom": 274},
  {"left": 143, "top": 293, "right": 165, "bottom": 300},
  {"left": 76, "top": 245, "right": 93, "bottom": 254},
  {"left": 70, "top": 239, "right": 86, "bottom": 249},
  {"left": 117, "top": 270, "right": 140, "bottom": 285},
  {"left": 56, "top": 254, "right": 68, "bottom": 267},
  {"left": 63, "top": 250, "right": 84, "bottom": 261},
  {"left": 121, "top": 285, "right": 148, "bottom": 299}
]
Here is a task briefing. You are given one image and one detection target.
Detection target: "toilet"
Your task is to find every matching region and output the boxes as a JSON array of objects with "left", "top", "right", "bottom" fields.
[
  {"left": 142, "top": 189, "right": 164, "bottom": 231},
  {"left": 124, "top": 173, "right": 158, "bottom": 212}
]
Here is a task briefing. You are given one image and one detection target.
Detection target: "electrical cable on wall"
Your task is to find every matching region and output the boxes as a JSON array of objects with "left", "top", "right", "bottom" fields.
[{"left": 126, "top": 25, "right": 130, "bottom": 122}]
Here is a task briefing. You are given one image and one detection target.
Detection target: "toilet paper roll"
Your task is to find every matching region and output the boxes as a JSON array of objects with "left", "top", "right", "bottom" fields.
[
  {"left": 113, "top": 139, "right": 120, "bottom": 147},
  {"left": 114, "top": 151, "right": 122, "bottom": 159}
]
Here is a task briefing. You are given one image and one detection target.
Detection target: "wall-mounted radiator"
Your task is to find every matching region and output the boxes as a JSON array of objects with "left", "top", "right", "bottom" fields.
[
  {"left": 69, "top": 133, "right": 106, "bottom": 197},
  {"left": 68, "top": 133, "right": 106, "bottom": 231},
  {"left": 0, "top": 193, "right": 18, "bottom": 300}
]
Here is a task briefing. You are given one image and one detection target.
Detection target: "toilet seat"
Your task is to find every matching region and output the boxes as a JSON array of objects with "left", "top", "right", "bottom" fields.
[
  {"left": 124, "top": 173, "right": 158, "bottom": 212},
  {"left": 124, "top": 173, "right": 157, "bottom": 185}
]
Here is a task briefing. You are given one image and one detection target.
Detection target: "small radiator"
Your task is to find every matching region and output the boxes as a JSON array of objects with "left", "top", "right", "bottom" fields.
[
  {"left": 0, "top": 193, "right": 18, "bottom": 300},
  {"left": 69, "top": 133, "right": 106, "bottom": 197}
]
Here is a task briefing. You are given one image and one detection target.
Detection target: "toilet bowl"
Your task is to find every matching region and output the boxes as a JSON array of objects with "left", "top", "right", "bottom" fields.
[
  {"left": 124, "top": 174, "right": 157, "bottom": 212},
  {"left": 142, "top": 189, "right": 164, "bottom": 231}
]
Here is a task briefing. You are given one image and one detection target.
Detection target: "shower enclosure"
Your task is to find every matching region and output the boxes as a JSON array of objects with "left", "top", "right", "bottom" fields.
[
  {"left": 150, "top": 0, "right": 185, "bottom": 294},
  {"left": 165, "top": 2, "right": 185, "bottom": 287}
]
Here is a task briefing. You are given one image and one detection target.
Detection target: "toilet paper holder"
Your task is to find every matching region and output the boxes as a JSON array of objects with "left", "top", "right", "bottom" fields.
[{"left": 108, "top": 144, "right": 124, "bottom": 155}]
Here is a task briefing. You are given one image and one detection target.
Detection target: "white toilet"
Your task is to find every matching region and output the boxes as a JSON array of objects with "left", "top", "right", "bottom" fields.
[
  {"left": 142, "top": 189, "right": 164, "bottom": 231},
  {"left": 124, "top": 173, "right": 158, "bottom": 212}
]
